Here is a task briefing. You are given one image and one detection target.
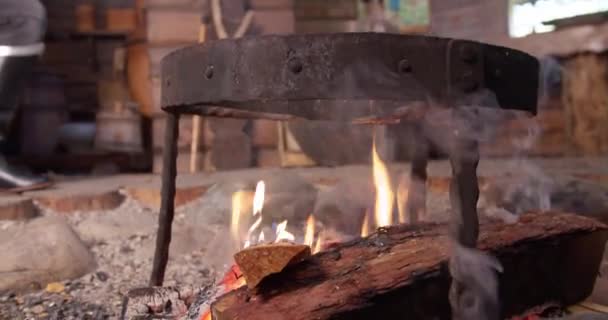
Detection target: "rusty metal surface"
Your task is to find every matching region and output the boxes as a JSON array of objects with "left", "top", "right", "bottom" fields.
[{"left": 160, "top": 33, "right": 539, "bottom": 122}]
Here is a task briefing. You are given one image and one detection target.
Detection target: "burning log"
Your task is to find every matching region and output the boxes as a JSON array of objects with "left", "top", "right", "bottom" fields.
[
  {"left": 211, "top": 212, "right": 607, "bottom": 320},
  {"left": 234, "top": 243, "right": 311, "bottom": 289}
]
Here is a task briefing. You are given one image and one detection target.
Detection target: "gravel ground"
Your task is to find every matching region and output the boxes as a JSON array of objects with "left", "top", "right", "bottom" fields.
[
  {"left": 0, "top": 158, "right": 607, "bottom": 320},
  {"left": 0, "top": 199, "right": 220, "bottom": 320}
]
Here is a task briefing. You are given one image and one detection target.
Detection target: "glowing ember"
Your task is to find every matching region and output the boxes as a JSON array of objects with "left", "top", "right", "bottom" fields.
[
  {"left": 372, "top": 133, "right": 394, "bottom": 227},
  {"left": 304, "top": 215, "right": 315, "bottom": 247},
  {"left": 199, "top": 264, "right": 245, "bottom": 320},
  {"left": 275, "top": 220, "right": 295, "bottom": 242}
]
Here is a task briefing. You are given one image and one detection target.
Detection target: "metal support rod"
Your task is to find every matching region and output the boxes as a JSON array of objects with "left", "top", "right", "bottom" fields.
[
  {"left": 447, "top": 137, "right": 484, "bottom": 320},
  {"left": 448, "top": 138, "right": 480, "bottom": 247},
  {"left": 150, "top": 112, "right": 180, "bottom": 286}
]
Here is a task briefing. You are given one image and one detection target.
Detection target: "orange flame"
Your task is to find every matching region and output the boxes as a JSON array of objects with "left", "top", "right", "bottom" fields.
[
  {"left": 304, "top": 215, "right": 315, "bottom": 247},
  {"left": 313, "top": 233, "right": 323, "bottom": 254},
  {"left": 372, "top": 134, "right": 394, "bottom": 228},
  {"left": 397, "top": 174, "right": 410, "bottom": 224},
  {"left": 361, "top": 209, "right": 370, "bottom": 237}
]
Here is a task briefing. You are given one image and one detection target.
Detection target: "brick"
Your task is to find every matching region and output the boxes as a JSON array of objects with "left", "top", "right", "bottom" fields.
[
  {"left": 294, "top": 0, "right": 358, "bottom": 20},
  {"left": 206, "top": 133, "right": 253, "bottom": 170},
  {"left": 0, "top": 197, "right": 39, "bottom": 221},
  {"left": 429, "top": 0, "right": 508, "bottom": 40},
  {"left": 106, "top": 8, "right": 137, "bottom": 32},
  {"left": 252, "top": 119, "right": 279, "bottom": 147},
  {"left": 152, "top": 114, "right": 204, "bottom": 151},
  {"left": 250, "top": 0, "right": 293, "bottom": 9},
  {"left": 35, "top": 191, "right": 125, "bottom": 213},
  {"left": 146, "top": 9, "right": 201, "bottom": 43},
  {"left": 295, "top": 20, "right": 358, "bottom": 34},
  {"left": 143, "top": 0, "right": 204, "bottom": 9},
  {"left": 124, "top": 184, "right": 209, "bottom": 209},
  {"left": 153, "top": 150, "right": 205, "bottom": 173},
  {"left": 252, "top": 9, "right": 295, "bottom": 34},
  {"left": 148, "top": 45, "right": 188, "bottom": 77},
  {"left": 256, "top": 148, "right": 281, "bottom": 168}
]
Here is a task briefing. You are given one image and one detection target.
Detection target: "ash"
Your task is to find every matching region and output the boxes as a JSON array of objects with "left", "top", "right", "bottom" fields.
[{"left": 0, "top": 198, "right": 220, "bottom": 320}]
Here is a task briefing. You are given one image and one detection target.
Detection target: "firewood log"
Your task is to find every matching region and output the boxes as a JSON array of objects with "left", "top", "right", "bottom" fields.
[{"left": 212, "top": 212, "right": 608, "bottom": 320}]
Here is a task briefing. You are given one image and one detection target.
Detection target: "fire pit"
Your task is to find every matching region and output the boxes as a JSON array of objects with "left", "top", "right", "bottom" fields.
[{"left": 147, "top": 33, "right": 589, "bottom": 319}]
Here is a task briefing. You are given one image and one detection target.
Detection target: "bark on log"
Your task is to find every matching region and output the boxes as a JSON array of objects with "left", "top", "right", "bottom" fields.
[{"left": 211, "top": 212, "right": 608, "bottom": 320}]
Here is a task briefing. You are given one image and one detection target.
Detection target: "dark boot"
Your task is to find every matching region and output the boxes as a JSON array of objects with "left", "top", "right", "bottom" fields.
[{"left": 0, "top": 157, "right": 50, "bottom": 191}]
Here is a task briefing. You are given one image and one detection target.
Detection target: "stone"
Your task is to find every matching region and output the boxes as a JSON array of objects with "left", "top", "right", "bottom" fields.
[
  {"left": 45, "top": 282, "right": 65, "bottom": 294},
  {"left": 0, "top": 196, "right": 39, "bottom": 221},
  {"left": 31, "top": 305, "right": 44, "bottom": 314},
  {"left": 0, "top": 216, "right": 96, "bottom": 293}
]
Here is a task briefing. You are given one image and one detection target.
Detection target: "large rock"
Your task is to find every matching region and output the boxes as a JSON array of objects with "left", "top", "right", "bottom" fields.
[{"left": 0, "top": 216, "right": 96, "bottom": 293}]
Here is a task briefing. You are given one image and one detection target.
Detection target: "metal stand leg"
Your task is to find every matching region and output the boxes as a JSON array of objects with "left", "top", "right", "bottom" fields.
[
  {"left": 150, "top": 112, "right": 180, "bottom": 286},
  {"left": 448, "top": 139, "right": 480, "bottom": 247},
  {"left": 447, "top": 137, "right": 484, "bottom": 320}
]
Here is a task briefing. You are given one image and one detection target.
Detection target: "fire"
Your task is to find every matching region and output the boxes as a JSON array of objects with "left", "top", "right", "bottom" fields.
[
  {"left": 275, "top": 220, "right": 295, "bottom": 242},
  {"left": 313, "top": 233, "right": 323, "bottom": 254},
  {"left": 244, "top": 181, "right": 265, "bottom": 249},
  {"left": 304, "top": 215, "right": 315, "bottom": 247},
  {"left": 397, "top": 175, "right": 410, "bottom": 224},
  {"left": 372, "top": 134, "right": 394, "bottom": 227},
  {"left": 361, "top": 209, "right": 370, "bottom": 237}
]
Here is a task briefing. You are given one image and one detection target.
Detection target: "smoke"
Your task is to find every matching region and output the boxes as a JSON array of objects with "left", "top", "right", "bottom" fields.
[{"left": 449, "top": 243, "right": 504, "bottom": 320}]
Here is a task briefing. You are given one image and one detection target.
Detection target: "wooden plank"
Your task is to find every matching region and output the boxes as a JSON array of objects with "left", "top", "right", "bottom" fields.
[
  {"left": 490, "top": 21, "right": 608, "bottom": 58},
  {"left": 127, "top": 43, "right": 154, "bottom": 116},
  {"left": 562, "top": 54, "right": 608, "bottom": 156}
]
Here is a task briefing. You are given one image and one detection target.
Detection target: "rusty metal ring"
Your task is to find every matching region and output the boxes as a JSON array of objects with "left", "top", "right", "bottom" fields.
[{"left": 161, "top": 33, "right": 539, "bottom": 122}]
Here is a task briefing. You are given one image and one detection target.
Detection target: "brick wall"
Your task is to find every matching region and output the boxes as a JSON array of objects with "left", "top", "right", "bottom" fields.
[
  {"left": 145, "top": 0, "right": 293, "bottom": 173},
  {"left": 429, "top": 0, "right": 509, "bottom": 42}
]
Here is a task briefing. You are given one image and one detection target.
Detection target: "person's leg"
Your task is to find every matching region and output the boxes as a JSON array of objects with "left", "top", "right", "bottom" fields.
[{"left": 0, "top": 0, "right": 49, "bottom": 190}]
